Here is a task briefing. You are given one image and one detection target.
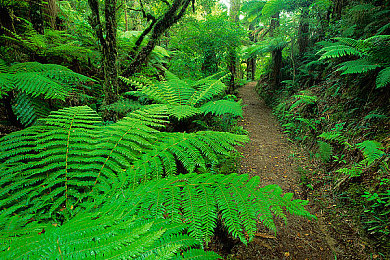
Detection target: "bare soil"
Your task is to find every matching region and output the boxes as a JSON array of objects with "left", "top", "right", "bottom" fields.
[{"left": 219, "top": 82, "right": 372, "bottom": 260}]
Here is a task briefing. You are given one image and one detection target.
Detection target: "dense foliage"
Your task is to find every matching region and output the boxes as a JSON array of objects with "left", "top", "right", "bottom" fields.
[{"left": 1, "top": 0, "right": 389, "bottom": 258}]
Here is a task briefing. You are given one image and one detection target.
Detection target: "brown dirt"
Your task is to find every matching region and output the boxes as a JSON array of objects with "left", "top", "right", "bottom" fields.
[{"left": 225, "top": 82, "right": 369, "bottom": 260}]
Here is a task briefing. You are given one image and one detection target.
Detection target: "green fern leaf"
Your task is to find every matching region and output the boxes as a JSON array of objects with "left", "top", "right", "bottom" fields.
[
  {"left": 107, "top": 173, "right": 315, "bottom": 244},
  {"left": 318, "top": 44, "right": 363, "bottom": 60},
  {"left": 12, "top": 92, "right": 51, "bottom": 126},
  {"left": 355, "top": 140, "right": 385, "bottom": 165},
  {"left": 200, "top": 100, "right": 243, "bottom": 117},
  {"left": 376, "top": 67, "right": 390, "bottom": 89},
  {"left": 318, "top": 141, "right": 333, "bottom": 162},
  {"left": 337, "top": 58, "right": 381, "bottom": 75},
  {"left": 0, "top": 212, "right": 212, "bottom": 259}
]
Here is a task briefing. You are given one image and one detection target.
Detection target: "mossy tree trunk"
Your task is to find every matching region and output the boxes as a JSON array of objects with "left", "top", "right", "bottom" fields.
[
  {"left": 47, "top": 0, "right": 57, "bottom": 29},
  {"left": 297, "top": 8, "right": 309, "bottom": 57},
  {"left": 88, "top": 0, "right": 119, "bottom": 115},
  {"left": 29, "top": 0, "right": 44, "bottom": 34},
  {"left": 246, "top": 24, "right": 256, "bottom": 81},
  {"left": 228, "top": 0, "right": 241, "bottom": 92},
  {"left": 270, "top": 12, "right": 282, "bottom": 89},
  {"left": 125, "top": 0, "right": 191, "bottom": 77}
]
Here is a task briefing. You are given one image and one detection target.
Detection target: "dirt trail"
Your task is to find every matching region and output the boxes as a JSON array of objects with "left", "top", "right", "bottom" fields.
[{"left": 232, "top": 82, "right": 337, "bottom": 260}]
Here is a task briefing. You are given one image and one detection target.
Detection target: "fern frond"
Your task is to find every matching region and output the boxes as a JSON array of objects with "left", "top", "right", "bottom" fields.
[
  {"left": 337, "top": 58, "right": 381, "bottom": 74},
  {"left": 1, "top": 61, "right": 94, "bottom": 100},
  {"left": 318, "top": 44, "right": 363, "bottom": 59},
  {"left": 290, "top": 91, "right": 317, "bottom": 111},
  {"left": 128, "top": 131, "right": 249, "bottom": 185},
  {"left": 318, "top": 141, "right": 333, "bottom": 162},
  {"left": 376, "top": 67, "right": 390, "bottom": 89},
  {"left": 0, "top": 59, "right": 7, "bottom": 72},
  {"left": 102, "top": 99, "right": 143, "bottom": 114},
  {"left": 0, "top": 106, "right": 248, "bottom": 220},
  {"left": 334, "top": 37, "right": 361, "bottom": 48},
  {"left": 106, "top": 173, "right": 315, "bottom": 243},
  {"left": 319, "top": 131, "right": 349, "bottom": 146},
  {"left": 167, "top": 104, "right": 200, "bottom": 120},
  {"left": 0, "top": 212, "right": 216, "bottom": 259},
  {"left": 188, "top": 78, "right": 227, "bottom": 106},
  {"left": 355, "top": 140, "right": 385, "bottom": 165},
  {"left": 200, "top": 100, "right": 243, "bottom": 118},
  {"left": 12, "top": 92, "right": 51, "bottom": 126}
]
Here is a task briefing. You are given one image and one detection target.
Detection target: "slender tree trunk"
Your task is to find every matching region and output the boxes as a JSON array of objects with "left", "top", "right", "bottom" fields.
[
  {"left": 332, "top": 0, "right": 348, "bottom": 19},
  {"left": 228, "top": 0, "right": 241, "bottom": 92},
  {"left": 124, "top": 8, "right": 128, "bottom": 31},
  {"left": 246, "top": 24, "right": 256, "bottom": 81},
  {"left": 29, "top": 0, "right": 44, "bottom": 34},
  {"left": 47, "top": 0, "right": 57, "bottom": 29},
  {"left": 88, "top": 0, "right": 118, "bottom": 115},
  {"left": 125, "top": 0, "right": 191, "bottom": 77},
  {"left": 297, "top": 8, "right": 309, "bottom": 56},
  {"left": 0, "top": 5, "right": 15, "bottom": 37},
  {"left": 103, "top": 0, "right": 119, "bottom": 105},
  {"left": 270, "top": 12, "right": 282, "bottom": 89}
]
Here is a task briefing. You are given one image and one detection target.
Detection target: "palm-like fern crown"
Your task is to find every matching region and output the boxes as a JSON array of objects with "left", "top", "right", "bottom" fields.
[
  {"left": 122, "top": 71, "right": 243, "bottom": 119},
  {"left": 317, "top": 35, "right": 390, "bottom": 88}
]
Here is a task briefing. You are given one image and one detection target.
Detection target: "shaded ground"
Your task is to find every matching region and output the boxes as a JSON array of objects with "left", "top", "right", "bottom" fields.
[{"left": 221, "top": 82, "right": 369, "bottom": 260}]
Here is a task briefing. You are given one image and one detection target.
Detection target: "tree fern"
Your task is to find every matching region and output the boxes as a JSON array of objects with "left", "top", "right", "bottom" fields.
[
  {"left": 355, "top": 140, "right": 385, "bottom": 165},
  {"left": 122, "top": 72, "right": 242, "bottom": 120},
  {"left": 376, "top": 66, "right": 390, "bottom": 89},
  {"left": 337, "top": 58, "right": 381, "bottom": 75},
  {"left": 101, "top": 173, "right": 315, "bottom": 244},
  {"left": 200, "top": 100, "right": 243, "bottom": 117},
  {"left": 12, "top": 92, "right": 51, "bottom": 126},
  {"left": 0, "top": 211, "right": 219, "bottom": 259},
  {"left": 0, "top": 60, "right": 93, "bottom": 99},
  {"left": 0, "top": 106, "right": 247, "bottom": 220},
  {"left": 318, "top": 36, "right": 390, "bottom": 89},
  {"left": 0, "top": 59, "right": 95, "bottom": 126},
  {"left": 0, "top": 105, "right": 315, "bottom": 256}
]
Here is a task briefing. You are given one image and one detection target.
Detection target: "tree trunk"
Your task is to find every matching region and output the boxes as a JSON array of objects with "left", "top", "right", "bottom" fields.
[
  {"left": 202, "top": 48, "right": 218, "bottom": 76},
  {"left": 103, "top": 0, "right": 119, "bottom": 106},
  {"left": 47, "top": 0, "right": 57, "bottom": 29},
  {"left": 0, "top": 5, "right": 15, "bottom": 37},
  {"left": 124, "top": 8, "right": 128, "bottom": 31},
  {"left": 270, "top": 13, "right": 282, "bottom": 89},
  {"left": 228, "top": 0, "right": 241, "bottom": 92},
  {"left": 297, "top": 8, "right": 309, "bottom": 56},
  {"left": 246, "top": 24, "right": 256, "bottom": 81},
  {"left": 29, "top": 0, "right": 44, "bottom": 34},
  {"left": 125, "top": 0, "right": 191, "bottom": 77},
  {"left": 332, "top": 0, "right": 348, "bottom": 19},
  {"left": 88, "top": 0, "right": 118, "bottom": 116}
]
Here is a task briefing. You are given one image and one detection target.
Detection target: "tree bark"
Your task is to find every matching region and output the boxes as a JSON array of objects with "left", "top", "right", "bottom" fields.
[
  {"left": 332, "top": 0, "right": 348, "bottom": 20},
  {"left": 47, "top": 0, "right": 57, "bottom": 29},
  {"left": 228, "top": 0, "right": 241, "bottom": 92},
  {"left": 246, "top": 24, "right": 256, "bottom": 81},
  {"left": 125, "top": 0, "right": 191, "bottom": 77},
  {"left": 297, "top": 8, "right": 309, "bottom": 56},
  {"left": 29, "top": 0, "right": 44, "bottom": 34},
  {"left": 270, "top": 12, "right": 282, "bottom": 89},
  {"left": 88, "top": 0, "right": 119, "bottom": 112}
]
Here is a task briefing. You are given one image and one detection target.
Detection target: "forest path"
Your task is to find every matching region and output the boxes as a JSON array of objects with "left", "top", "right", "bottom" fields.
[{"left": 232, "top": 82, "right": 336, "bottom": 260}]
